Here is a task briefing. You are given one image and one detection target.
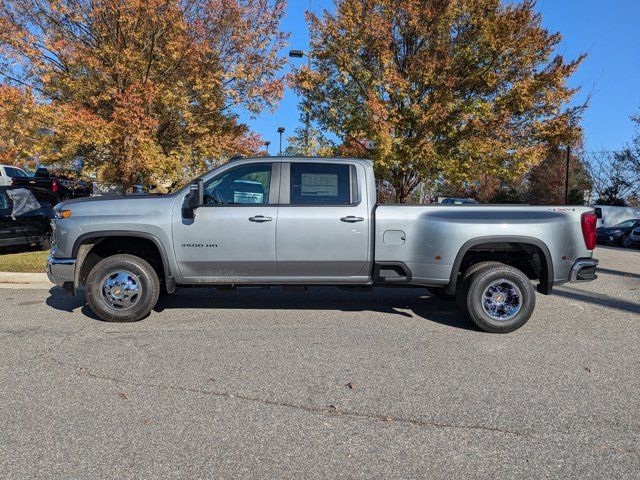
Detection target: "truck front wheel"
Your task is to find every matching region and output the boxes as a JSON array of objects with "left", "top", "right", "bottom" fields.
[
  {"left": 85, "top": 254, "right": 160, "bottom": 322},
  {"left": 461, "top": 263, "right": 535, "bottom": 333}
]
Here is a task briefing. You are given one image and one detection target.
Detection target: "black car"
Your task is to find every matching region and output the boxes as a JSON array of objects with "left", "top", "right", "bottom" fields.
[
  {"left": 0, "top": 186, "right": 57, "bottom": 250},
  {"left": 596, "top": 218, "right": 640, "bottom": 247}
]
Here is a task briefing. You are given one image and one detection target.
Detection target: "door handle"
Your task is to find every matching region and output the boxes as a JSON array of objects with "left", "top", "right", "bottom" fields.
[
  {"left": 340, "top": 216, "right": 364, "bottom": 223},
  {"left": 249, "top": 215, "right": 273, "bottom": 223}
]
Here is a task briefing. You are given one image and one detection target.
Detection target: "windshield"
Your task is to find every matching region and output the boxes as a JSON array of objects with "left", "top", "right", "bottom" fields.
[{"left": 615, "top": 220, "right": 638, "bottom": 228}]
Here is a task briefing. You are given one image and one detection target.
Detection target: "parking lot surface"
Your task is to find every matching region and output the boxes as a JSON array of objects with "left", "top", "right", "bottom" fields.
[{"left": 1, "top": 246, "right": 639, "bottom": 479}]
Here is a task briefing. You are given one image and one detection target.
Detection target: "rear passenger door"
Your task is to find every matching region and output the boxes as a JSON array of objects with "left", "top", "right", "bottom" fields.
[{"left": 276, "top": 161, "right": 371, "bottom": 281}]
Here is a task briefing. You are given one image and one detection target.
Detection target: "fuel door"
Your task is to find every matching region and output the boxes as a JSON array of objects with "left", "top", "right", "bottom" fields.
[{"left": 383, "top": 230, "right": 406, "bottom": 246}]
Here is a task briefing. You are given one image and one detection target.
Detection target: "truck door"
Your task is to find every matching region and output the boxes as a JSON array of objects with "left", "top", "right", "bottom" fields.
[
  {"left": 171, "top": 161, "right": 280, "bottom": 281},
  {"left": 275, "top": 161, "right": 371, "bottom": 281}
]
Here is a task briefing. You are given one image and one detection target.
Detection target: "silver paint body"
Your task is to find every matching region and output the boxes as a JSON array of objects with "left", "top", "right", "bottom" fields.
[{"left": 49, "top": 157, "right": 595, "bottom": 288}]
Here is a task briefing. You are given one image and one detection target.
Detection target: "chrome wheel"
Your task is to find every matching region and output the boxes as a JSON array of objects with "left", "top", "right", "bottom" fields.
[
  {"left": 101, "top": 270, "right": 142, "bottom": 309},
  {"left": 481, "top": 279, "right": 522, "bottom": 321}
]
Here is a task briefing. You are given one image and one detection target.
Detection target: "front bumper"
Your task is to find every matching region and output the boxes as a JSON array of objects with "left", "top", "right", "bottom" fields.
[
  {"left": 569, "top": 258, "right": 598, "bottom": 283},
  {"left": 46, "top": 255, "right": 76, "bottom": 289}
]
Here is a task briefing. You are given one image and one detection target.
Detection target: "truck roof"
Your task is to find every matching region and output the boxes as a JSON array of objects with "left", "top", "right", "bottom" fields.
[{"left": 229, "top": 155, "right": 373, "bottom": 164}]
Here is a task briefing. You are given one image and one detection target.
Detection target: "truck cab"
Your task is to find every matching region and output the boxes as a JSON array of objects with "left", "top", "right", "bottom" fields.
[{"left": 173, "top": 157, "right": 372, "bottom": 283}]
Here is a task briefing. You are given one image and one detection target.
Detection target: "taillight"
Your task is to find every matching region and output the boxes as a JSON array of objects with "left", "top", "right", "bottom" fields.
[
  {"left": 52, "top": 178, "right": 58, "bottom": 192},
  {"left": 581, "top": 212, "right": 597, "bottom": 250}
]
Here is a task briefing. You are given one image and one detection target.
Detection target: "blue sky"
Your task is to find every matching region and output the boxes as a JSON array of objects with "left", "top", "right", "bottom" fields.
[{"left": 242, "top": 0, "right": 640, "bottom": 154}]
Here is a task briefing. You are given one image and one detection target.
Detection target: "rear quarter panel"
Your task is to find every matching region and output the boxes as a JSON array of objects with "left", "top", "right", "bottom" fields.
[{"left": 375, "top": 205, "right": 594, "bottom": 285}]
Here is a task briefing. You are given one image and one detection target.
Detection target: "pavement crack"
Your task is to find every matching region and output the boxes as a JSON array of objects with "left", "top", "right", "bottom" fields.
[{"left": 48, "top": 357, "right": 531, "bottom": 438}]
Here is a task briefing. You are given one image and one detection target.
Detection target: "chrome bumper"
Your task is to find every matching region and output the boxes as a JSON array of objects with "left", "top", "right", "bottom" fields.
[
  {"left": 569, "top": 258, "right": 598, "bottom": 283},
  {"left": 46, "top": 255, "right": 76, "bottom": 289}
]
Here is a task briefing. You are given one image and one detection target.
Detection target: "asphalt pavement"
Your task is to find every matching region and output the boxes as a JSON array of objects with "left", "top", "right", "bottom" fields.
[{"left": 1, "top": 246, "right": 638, "bottom": 479}]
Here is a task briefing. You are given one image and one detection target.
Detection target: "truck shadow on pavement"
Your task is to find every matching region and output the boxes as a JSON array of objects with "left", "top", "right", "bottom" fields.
[{"left": 45, "top": 286, "right": 477, "bottom": 331}]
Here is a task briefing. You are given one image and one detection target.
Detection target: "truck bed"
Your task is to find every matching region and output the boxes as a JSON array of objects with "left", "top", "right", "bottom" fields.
[{"left": 374, "top": 204, "right": 594, "bottom": 286}]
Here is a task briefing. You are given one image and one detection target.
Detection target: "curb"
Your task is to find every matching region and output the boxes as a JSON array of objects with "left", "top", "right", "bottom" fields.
[{"left": 0, "top": 272, "right": 51, "bottom": 289}]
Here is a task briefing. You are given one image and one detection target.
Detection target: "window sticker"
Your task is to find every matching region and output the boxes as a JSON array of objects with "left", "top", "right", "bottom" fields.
[{"left": 301, "top": 173, "right": 338, "bottom": 197}]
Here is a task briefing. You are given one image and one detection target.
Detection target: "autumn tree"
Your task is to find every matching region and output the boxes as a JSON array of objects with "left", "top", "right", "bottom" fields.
[
  {"left": 294, "top": 0, "right": 585, "bottom": 202},
  {"left": 0, "top": 0, "right": 287, "bottom": 191},
  {"left": 526, "top": 147, "right": 592, "bottom": 205},
  {"left": 0, "top": 85, "right": 45, "bottom": 167},
  {"left": 284, "top": 122, "right": 336, "bottom": 157}
]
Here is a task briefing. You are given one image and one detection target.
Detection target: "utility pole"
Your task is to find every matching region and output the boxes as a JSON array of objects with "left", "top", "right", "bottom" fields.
[
  {"left": 564, "top": 145, "right": 571, "bottom": 205},
  {"left": 277, "top": 127, "right": 285, "bottom": 155},
  {"left": 264, "top": 141, "right": 270, "bottom": 156}
]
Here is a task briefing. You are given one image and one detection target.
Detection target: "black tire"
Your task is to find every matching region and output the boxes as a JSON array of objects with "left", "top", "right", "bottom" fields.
[
  {"left": 427, "top": 287, "right": 455, "bottom": 301},
  {"left": 462, "top": 263, "right": 536, "bottom": 333},
  {"left": 455, "top": 261, "right": 502, "bottom": 311},
  {"left": 85, "top": 254, "right": 160, "bottom": 322},
  {"left": 622, "top": 236, "right": 632, "bottom": 248}
]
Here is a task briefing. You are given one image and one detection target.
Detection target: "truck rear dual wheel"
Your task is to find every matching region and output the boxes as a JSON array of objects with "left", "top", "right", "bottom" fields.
[
  {"left": 86, "top": 254, "right": 160, "bottom": 322},
  {"left": 458, "top": 262, "right": 535, "bottom": 333}
]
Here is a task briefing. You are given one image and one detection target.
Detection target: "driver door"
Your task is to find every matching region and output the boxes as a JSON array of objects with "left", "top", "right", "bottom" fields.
[{"left": 172, "top": 161, "right": 280, "bottom": 282}]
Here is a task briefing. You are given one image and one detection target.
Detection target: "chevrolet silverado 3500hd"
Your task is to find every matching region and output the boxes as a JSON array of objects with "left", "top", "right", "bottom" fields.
[{"left": 47, "top": 156, "right": 598, "bottom": 333}]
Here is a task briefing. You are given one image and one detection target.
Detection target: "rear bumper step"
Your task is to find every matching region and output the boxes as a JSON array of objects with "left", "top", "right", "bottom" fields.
[{"left": 569, "top": 258, "right": 598, "bottom": 283}]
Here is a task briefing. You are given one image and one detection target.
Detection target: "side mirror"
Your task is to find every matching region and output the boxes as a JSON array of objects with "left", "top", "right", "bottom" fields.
[{"left": 182, "top": 179, "right": 204, "bottom": 219}]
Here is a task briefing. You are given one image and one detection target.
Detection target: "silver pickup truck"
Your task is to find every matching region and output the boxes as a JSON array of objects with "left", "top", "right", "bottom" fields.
[{"left": 47, "top": 156, "right": 598, "bottom": 333}]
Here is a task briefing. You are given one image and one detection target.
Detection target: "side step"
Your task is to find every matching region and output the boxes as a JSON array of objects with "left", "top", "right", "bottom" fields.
[{"left": 373, "top": 262, "right": 412, "bottom": 284}]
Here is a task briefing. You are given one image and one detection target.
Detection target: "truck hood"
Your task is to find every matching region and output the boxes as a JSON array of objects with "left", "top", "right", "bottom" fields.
[{"left": 56, "top": 193, "right": 178, "bottom": 218}]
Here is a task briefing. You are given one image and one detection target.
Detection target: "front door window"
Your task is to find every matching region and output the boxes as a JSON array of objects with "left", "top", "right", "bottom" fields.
[{"left": 204, "top": 163, "right": 272, "bottom": 205}]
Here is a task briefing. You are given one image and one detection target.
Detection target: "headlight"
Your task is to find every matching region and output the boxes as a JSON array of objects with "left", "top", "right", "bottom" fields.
[{"left": 54, "top": 209, "right": 72, "bottom": 219}]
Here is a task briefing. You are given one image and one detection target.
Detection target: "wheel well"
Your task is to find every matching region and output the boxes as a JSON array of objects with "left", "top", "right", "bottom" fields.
[
  {"left": 452, "top": 241, "right": 552, "bottom": 294},
  {"left": 77, "top": 236, "right": 166, "bottom": 288}
]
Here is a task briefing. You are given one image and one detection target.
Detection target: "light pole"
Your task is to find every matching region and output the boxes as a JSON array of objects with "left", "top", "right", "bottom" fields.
[
  {"left": 564, "top": 145, "right": 571, "bottom": 205},
  {"left": 264, "top": 141, "right": 270, "bottom": 156},
  {"left": 277, "top": 127, "right": 285, "bottom": 155},
  {"left": 289, "top": 49, "right": 311, "bottom": 154}
]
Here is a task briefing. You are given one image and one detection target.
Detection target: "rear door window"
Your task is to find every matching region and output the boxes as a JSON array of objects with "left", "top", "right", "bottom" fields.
[{"left": 289, "top": 163, "right": 353, "bottom": 205}]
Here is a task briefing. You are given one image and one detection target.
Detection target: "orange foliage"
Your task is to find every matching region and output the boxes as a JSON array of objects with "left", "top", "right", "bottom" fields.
[
  {"left": 295, "top": 0, "right": 585, "bottom": 202},
  {"left": 0, "top": 0, "right": 287, "bottom": 191}
]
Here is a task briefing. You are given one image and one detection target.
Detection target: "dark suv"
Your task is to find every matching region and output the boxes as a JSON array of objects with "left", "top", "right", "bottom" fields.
[
  {"left": 596, "top": 219, "right": 640, "bottom": 247},
  {"left": 0, "top": 186, "right": 58, "bottom": 250}
]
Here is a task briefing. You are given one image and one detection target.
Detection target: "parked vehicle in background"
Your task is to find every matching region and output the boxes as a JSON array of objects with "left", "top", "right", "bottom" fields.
[
  {"left": 91, "top": 183, "right": 146, "bottom": 196},
  {"left": 47, "top": 156, "right": 599, "bottom": 333},
  {"left": 627, "top": 228, "right": 640, "bottom": 249},
  {"left": 0, "top": 186, "right": 57, "bottom": 250},
  {"left": 441, "top": 198, "right": 478, "bottom": 205},
  {"left": 594, "top": 205, "right": 640, "bottom": 228},
  {"left": 11, "top": 167, "right": 92, "bottom": 201},
  {"left": 596, "top": 219, "right": 640, "bottom": 247},
  {"left": 0, "top": 165, "right": 29, "bottom": 186}
]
